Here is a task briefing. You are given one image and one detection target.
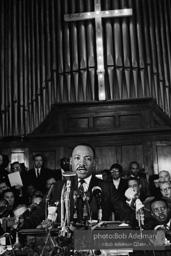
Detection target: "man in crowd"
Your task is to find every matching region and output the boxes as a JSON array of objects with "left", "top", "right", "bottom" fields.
[
  {"left": 20, "top": 143, "right": 136, "bottom": 229},
  {"left": 52, "top": 157, "right": 70, "bottom": 181},
  {"left": 127, "top": 177, "right": 147, "bottom": 202},
  {"left": 2, "top": 189, "right": 15, "bottom": 216},
  {"left": 46, "top": 176, "right": 57, "bottom": 191},
  {"left": 159, "top": 181, "right": 171, "bottom": 199},
  {"left": 26, "top": 154, "right": 50, "bottom": 194},
  {"left": 102, "top": 169, "right": 112, "bottom": 182},
  {"left": 159, "top": 170, "right": 171, "bottom": 183},
  {"left": 0, "top": 153, "right": 9, "bottom": 180},
  {"left": 0, "top": 178, "right": 9, "bottom": 195},
  {"left": 129, "top": 161, "right": 150, "bottom": 198},
  {"left": 145, "top": 198, "right": 171, "bottom": 231}
]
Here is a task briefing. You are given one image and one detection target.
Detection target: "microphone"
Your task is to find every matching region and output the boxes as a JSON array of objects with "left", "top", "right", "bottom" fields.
[
  {"left": 45, "top": 183, "right": 55, "bottom": 220},
  {"left": 0, "top": 206, "right": 8, "bottom": 218},
  {"left": 92, "top": 186, "right": 102, "bottom": 199},
  {"left": 92, "top": 186, "right": 102, "bottom": 221},
  {"left": 46, "top": 183, "right": 55, "bottom": 201},
  {"left": 73, "top": 190, "right": 78, "bottom": 221},
  {"left": 64, "top": 180, "right": 72, "bottom": 226}
]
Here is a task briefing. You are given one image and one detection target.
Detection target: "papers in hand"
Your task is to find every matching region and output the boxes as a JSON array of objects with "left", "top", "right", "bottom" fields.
[
  {"left": 135, "top": 198, "right": 144, "bottom": 213},
  {"left": 125, "top": 188, "right": 136, "bottom": 200},
  {"left": 8, "top": 171, "right": 23, "bottom": 187}
]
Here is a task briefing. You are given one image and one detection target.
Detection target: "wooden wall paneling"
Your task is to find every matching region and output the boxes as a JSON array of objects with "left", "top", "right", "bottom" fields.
[
  {"left": 153, "top": 141, "right": 171, "bottom": 176},
  {"left": 95, "top": 146, "right": 117, "bottom": 173},
  {"left": 56, "top": 146, "right": 71, "bottom": 169},
  {"left": 142, "top": 141, "right": 154, "bottom": 179},
  {"left": 121, "top": 144, "right": 144, "bottom": 172}
]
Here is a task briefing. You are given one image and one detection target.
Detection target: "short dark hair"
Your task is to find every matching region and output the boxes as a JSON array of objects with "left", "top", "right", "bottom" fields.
[
  {"left": 33, "top": 153, "right": 44, "bottom": 161},
  {"left": 11, "top": 161, "right": 20, "bottom": 169},
  {"left": 0, "top": 178, "right": 10, "bottom": 187},
  {"left": 150, "top": 197, "right": 168, "bottom": 211},
  {"left": 110, "top": 163, "right": 123, "bottom": 173},
  {"left": 2, "top": 189, "right": 15, "bottom": 198},
  {"left": 129, "top": 161, "right": 140, "bottom": 169},
  {"left": 127, "top": 176, "right": 140, "bottom": 185},
  {"left": 102, "top": 169, "right": 111, "bottom": 176},
  {"left": 71, "top": 143, "right": 96, "bottom": 158},
  {"left": 60, "top": 157, "right": 69, "bottom": 165}
]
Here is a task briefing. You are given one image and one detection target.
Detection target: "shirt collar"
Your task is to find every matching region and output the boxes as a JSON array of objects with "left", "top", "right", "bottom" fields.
[
  {"left": 113, "top": 177, "right": 120, "bottom": 183},
  {"left": 78, "top": 175, "right": 92, "bottom": 188},
  {"left": 166, "top": 219, "right": 171, "bottom": 227}
]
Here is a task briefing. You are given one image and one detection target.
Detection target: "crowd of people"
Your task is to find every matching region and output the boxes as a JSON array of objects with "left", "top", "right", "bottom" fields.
[
  {"left": 0, "top": 144, "right": 171, "bottom": 245},
  {"left": 0, "top": 153, "right": 69, "bottom": 233}
]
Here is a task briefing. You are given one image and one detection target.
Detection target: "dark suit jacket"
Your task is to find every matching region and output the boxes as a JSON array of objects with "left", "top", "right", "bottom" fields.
[
  {"left": 117, "top": 178, "right": 128, "bottom": 196},
  {"left": 51, "top": 168, "right": 62, "bottom": 181},
  {"left": 21, "top": 176, "right": 135, "bottom": 229},
  {"left": 26, "top": 167, "right": 51, "bottom": 194}
]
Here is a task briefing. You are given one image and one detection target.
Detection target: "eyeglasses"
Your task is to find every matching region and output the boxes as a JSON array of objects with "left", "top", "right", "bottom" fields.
[
  {"left": 160, "top": 187, "right": 171, "bottom": 193},
  {"left": 129, "top": 184, "right": 138, "bottom": 188},
  {"left": 110, "top": 169, "right": 119, "bottom": 173},
  {"left": 152, "top": 206, "right": 167, "bottom": 214},
  {"left": 12, "top": 166, "right": 21, "bottom": 170}
]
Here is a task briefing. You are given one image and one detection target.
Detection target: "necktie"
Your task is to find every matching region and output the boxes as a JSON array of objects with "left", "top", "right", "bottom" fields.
[
  {"left": 79, "top": 180, "right": 85, "bottom": 196},
  {"left": 36, "top": 169, "right": 39, "bottom": 178},
  {"left": 77, "top": 180, "right": 85, "bottom": 222}
]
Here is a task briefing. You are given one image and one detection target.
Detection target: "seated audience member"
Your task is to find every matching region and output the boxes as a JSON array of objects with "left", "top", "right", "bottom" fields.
[
  {"left": 0, "top": 153, "right": 9, "bottom": 180},
  {"left": 159, "top": 170, "right": 171, "bottom": 183},
  {"left": 0, "top": 178, "right": 10, "bottom": 195},
  {"left": 129, "top": 161, "right": 150, "bottom": 198},
  {"left": 149, "top": 174, "right": 162, "bottom": 197},
  {"left": 0, "top": 199, "right": 10, "bottom": 218},
  {"left": 101, "top": 169, "right": 112, "bottom": 182},
  {"left": 32, "top": 195, "right": 43, "bottom": 205},
  {"left": 110, "top": 163, "right": 128, "bottom": 195},
  {"left": 2, "top": 189, "right": 16, "bottom": 217},
  {"left": 10, "top": 161, "right": 28, "bottom": 204},
  {"left": 122, "top": 170, "right": 129, "bottom": 180},
  {"left": 13, "top": 204, "right": 28, "bottom": 228},
  {"left": 46, "top": 176, "right": 56, "bottom": 191},
  {"left": 25, "top": 184, "right": 37, "bottom": 205},
  {"left": 10, "top": 161, "right": 27, "bottom": 184},
  {"left": 127, "top": 177, "right": 147, "bottom": 202},
  {"left": 0, "top": 199, "right": 14, "bottom": 235},
  {"left": 145, "top": 197, "right": 171, "bottom": 231},
  {"left": 20, "top": 143, "right": 136, "bottom": 229},
  {"left": 160, "top": 181, "right": 171, "bottom": 199}
]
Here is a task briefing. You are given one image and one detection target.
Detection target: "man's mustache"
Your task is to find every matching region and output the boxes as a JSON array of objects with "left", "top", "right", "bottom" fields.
[
  {"left": 77, "top": 165, "right": 87, "bottom": 171},
  {"left": 158, "top": 214, "right": 166, "bottom": 219}
]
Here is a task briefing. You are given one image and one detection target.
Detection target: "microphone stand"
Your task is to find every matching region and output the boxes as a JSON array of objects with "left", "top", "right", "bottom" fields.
[
  {"left": 1, "top": 232, "right": 16, "bottom": 256},
  {"left": 40, "top": 184, "right": 57, "bottom": 256},
  {"left": 45, "top": 183, "right": 55, "bottom": 220},
  {"left": 83, "top": 192, "right": 91, "bottom": 223}
]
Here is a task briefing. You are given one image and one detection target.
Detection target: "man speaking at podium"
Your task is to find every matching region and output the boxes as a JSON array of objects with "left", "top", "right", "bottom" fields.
[{"left": 20, "top": 143, "right": 135, "bottom": 229}]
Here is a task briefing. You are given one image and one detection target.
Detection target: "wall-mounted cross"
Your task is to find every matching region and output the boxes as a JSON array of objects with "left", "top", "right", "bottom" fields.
[{"left": 64, "top": 0, "right": 132, "bottom": 100}]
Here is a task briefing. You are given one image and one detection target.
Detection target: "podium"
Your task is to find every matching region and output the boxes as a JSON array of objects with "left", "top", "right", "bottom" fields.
[{"left": 19, "top": 222, "right": 133, "bottom": 256}]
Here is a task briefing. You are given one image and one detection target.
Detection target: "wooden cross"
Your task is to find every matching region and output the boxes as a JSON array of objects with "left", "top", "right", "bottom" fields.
[{"left": 64, "top": 0, "right": 132, "bottom": 100}]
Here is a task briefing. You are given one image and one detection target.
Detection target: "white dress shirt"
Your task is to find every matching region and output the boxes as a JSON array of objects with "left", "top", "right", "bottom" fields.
[
  {"left": 78, "top": 175, "right": 92, "bottom": 192},
  {"left": 113, "top": 178, "right": 120, "bottom": 189}
]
